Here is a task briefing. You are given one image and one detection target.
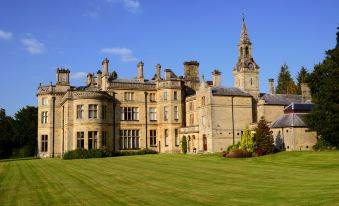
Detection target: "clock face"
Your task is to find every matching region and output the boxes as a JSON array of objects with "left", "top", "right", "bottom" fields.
[{"left": 248, "top": 63, "right": 254, "bottom": 70}]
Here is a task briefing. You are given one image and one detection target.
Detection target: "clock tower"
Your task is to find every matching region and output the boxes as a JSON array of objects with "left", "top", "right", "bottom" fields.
[{"left": 233, "top": 16, "right": 259, "bottom": 99}]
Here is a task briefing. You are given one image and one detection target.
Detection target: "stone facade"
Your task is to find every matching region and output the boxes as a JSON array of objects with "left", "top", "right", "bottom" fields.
[{"left": 37, "top": 17, "right": 316, "bottom": 157}]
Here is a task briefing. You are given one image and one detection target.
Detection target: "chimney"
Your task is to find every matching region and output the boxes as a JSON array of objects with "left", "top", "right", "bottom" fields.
[
  {"left": 97, "top": 70, "right": 102, "bottom": 89},
  {"left": 212, "top": 69, "right": 221, "bottom": 87},
  {"left": 102, "top": 58, "right": 109, "bottom": 76},
  {"left": 268, "top": 78, "right": 274, "bottom": 94},
  {"left": 137, "top": 61, "right": 144, "bottom": 81},
  {"left": 86, "top": 73, "right": 93, "bottom": 86},
  {"left": 156, "top": 64, "right": 161, "bottom": 80},
  {"left": 301, "top": 83, "right": 311, "bottom": 103},
  {"left": 164, "top": 69, "right": 172, "bottom": 80}
]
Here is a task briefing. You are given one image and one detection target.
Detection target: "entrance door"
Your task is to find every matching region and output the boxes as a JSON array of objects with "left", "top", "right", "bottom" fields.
[{"left": 203, "top": 135, "right": 207, "bottom": 151}]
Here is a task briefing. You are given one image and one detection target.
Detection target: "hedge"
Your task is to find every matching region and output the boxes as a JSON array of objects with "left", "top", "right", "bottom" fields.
[{"left": 63, "top": 148, "right": 157, "bottom": 160}]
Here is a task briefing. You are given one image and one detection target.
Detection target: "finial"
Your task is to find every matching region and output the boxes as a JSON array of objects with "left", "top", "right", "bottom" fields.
[
  {"left": 242, "top": 12, "right": 245, "bottom": 22},
  {"left": 202, "top": 74, "right": 205, "bottom": 81}
]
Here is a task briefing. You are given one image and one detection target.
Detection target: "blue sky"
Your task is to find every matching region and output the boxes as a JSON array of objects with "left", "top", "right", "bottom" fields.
[{"left": 0, "top": 0, "right": 338, "bottom": 116}]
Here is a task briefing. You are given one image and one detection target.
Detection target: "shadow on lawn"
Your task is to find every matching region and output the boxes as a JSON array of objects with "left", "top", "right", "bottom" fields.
[{"left": 0, "top": 157, "right": 40, "bottom": 163}]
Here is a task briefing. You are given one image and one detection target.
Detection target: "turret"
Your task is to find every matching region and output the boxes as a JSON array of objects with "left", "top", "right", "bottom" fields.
[
  {"left": 56, "top": 68, "right": 70, "bottom": 86},
  {"left": 156, "top": 64, "right": 161, "bottom": 80}
]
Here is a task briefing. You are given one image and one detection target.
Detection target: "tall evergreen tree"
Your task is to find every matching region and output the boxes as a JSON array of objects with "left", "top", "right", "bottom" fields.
[
  {"left": 13, "top": 106, "right": 38, "bottom": 157},
  {"left": 296, "top": 66, "right": 309, "bottom": 95},
  {"left": 275, "top": 63, "right": 298, "bottom": 94},
  {"left": 254, "top": 117, "right": 275, "bottom": 154},
  {"left": 0, "top": 109, "right": 15, "bottom": 158},
  {"left": 305, "top": 27, "right": 339, "bottom": 148}
]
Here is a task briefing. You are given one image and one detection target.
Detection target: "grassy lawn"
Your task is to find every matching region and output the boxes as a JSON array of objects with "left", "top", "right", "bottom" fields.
[{"left": 0, "top": 152, "right": 339, "bottom": 206}]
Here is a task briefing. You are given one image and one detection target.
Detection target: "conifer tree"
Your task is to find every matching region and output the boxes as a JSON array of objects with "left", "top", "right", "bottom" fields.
[
  {"left": 239, "top": 127, "right": 255, "bottom": 153},
  {"left": 181, "top": 136, "right": 187, "bottom": 154},
  {"left": 254, "top": 117, "right": 275, "bottom": 154},
  {"left": 275, "top": 63, "right": 298, "bottom": 94},
  {"left": 296, "top": 66, "right": 309, "bottom": 95},
  {"left": 305, "top": 27, "right": 339, "bottom": 148}
]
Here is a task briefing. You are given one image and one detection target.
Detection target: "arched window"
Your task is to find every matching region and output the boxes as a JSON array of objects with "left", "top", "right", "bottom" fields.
[
  {"left": 245, "top": 46, "right": 249, "bottom": 57},
  {"left": 240, "top": 47, "right": 243, "bottom": 56}
]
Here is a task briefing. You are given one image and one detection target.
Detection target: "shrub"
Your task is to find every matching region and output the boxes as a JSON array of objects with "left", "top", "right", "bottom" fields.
[
  {"left": 313, "top": 137, "right": 333, "bottom": 151},
  {"left": 254, "top": 148, "right": 266, "bottom": 156},
  {"left": 239, "top": 127, "right": 255, "bottom": 153},
  {"left": 181, "top": 136, "right": 187, "bottom": 154},
  {"left": 226, "top": 149, "right": 252, "bottom": 158},
  {"left": 63, "top": 148, "right": 158, "bottom": 160},
  {"left": 226, "top": 141, "right": 240, "bottom": 152}
]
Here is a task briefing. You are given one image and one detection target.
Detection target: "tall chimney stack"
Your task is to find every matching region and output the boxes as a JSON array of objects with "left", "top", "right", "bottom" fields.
[
  {"left": 137, "top": 61, "right": 144, "bottom": 81},
  {"left": 269, "top": 78, "right": 274, "bottom": 94},
  {"left": 301, "top": 83, "right": 311, "bottom": 103},
  {"left": 156, "top": 64, "right": 161, "bottom": 80},
  {"left": 102, "top": 58, "right": 109, "bottom": 76},
  {"left": 212, "top": 69, "right": 221, "bottom": 87},
  {"left": 97, "top": 70, "right": 102, "bottom": 89}
]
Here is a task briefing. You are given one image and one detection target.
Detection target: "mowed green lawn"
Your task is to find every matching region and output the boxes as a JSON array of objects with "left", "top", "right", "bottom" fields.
[{"left": 1, "top": 152, "right": 339, "bottom": 206}]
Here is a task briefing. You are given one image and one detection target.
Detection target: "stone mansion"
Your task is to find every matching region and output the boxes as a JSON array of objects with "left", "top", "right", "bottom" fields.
[{"left": 37, "top": 18, "right": 317, "bottom": 157}]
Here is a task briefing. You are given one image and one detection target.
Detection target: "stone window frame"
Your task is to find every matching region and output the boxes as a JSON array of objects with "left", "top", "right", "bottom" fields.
[
  {"left": 88, "top": 131, "right": 98, "bottom": 149},
  {"left": 120, "top": 129, "right": 140, "bottom": 150},
  {"left": 76, "top": 104, "right": 84, "bottom": 119},
  {"left": 88, "top": 104, "right": 98, "bottom": 119},
  {"left": 165, "top": 129, "right": 169, "bottom": 146},
  {"left": 175, "top": 129, "right": 179, "bottom": 146},
  {"left": 41, "top": 111, "right": 48, "bottom": 124},
  {"left": 149, "top": 107, "right": 157, "bottom": 121},
  {"left": 41, "top": 135, "right": 48, "bottom": 152},
  {"left": 174, "top": 106, "right": 179, "bottom": 120},
  {"left": 42, "top": 98, "right": 48, "bottom": 105},
  {"left": 101, "top": 105, "right": 107, "bottom": 120},
  {"left": 124, "top": 92, "right": 134, "bottom": 101},
  {"left": 150, "top": 130, "right": 157, "bottom": 147},
  {"left": 164, "top": 106, "right": 169, "bottom": 121},
  {"left": 77, "top": 131, "right": 84, "bottom": 148},
  {"left": 121, "top": 107, "right": 139, "bottom": 121},
  {"left": 173, "top": 91, "right": 178, "bottom": 100}
]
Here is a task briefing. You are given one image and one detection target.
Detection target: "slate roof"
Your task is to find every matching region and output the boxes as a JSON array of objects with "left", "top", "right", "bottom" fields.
[
  {"left": 270, "top": 113, "right": 307, "bottom": 128},
  {"left": 284, "top": 103, "right": 315, "bottom": 112},
  {"left": 260, "top": 93, "right": 302, "bottom": 106},
  {"left": 211, "top": 87, "right": 252, "bottom": 97},
  {"left": 110, "top": 78, "right": 156, "bottom": 84}
]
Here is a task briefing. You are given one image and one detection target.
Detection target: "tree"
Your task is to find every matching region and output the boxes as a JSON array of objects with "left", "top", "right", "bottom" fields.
[
  {"left": 296, "top": 66, "right": 309, "bottom": 95},
  {"left": 13, "top": 106, "right": 38, "bottom": 157},
  {"left": 275, "top": 63, "right": 298, "bottom": 94},
  {"left": 181, "top": 136, "right": 187, "bottom": 154},
  {"left": 239, "top": 127, "right": 255, "bottom": 153},
  {"left": 305, "top": 27, "right": 339, "bottom": 148},
  {"left": 0, "top": 109, "right": 15, "bottom": 158},
  {"left": 254, "top": 117, "right": 275, "bottom": 154}
]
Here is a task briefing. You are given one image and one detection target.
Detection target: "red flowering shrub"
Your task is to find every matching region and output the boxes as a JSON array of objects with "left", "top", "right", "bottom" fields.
[
  {"left": 226, "top": 149, "right": 252, "bottom": 158},
  {"left": 255, "top": 148, "right": 266, "bottom": 156}
]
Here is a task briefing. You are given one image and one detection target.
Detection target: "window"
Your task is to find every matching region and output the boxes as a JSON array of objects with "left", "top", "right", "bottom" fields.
[
  {"left": 174, "top": 91, "right": 178, "bottom": 100},
  {"left": 41, "top": 135, "right": 48, "bottom": 152},
  {"left": 77, "top": 132, "right": 84, "bottom": 148},
  {"left": 164, "top": 106, "right": 168, "bottom": 121},
  {"left": 102, "top": 131, "right": 107, "bottom": 147},
  {"left": 190, "top": 114, "right": 194, "bottom": 125},
  {"left": 102, "top": 105, "right": 107, "bottom": 119},
  {"left": 190, "top": 102, "right": 194, "bottom": 111},
  {"left": 163, "top": 91, "right": 168, "bottom": 100},
  {"left": 121, "top": 107, "right": 139, "bottom": 121},
  {"left": 124, "top": 92, "right": 134, "bottom": 101},
  {"left": 88, "top": 131, "right": 98, "bottom": 149},
  {"left": 42, "top": 98, "right": 48, "bottom": 105},
  {"left": 120, "top": 129, "right": 140, "bottom": 150},
  {"left": 202, "top": 96, "right": 205, "bottom": 106},
  {"left": 150, "top": 130, "right": 157, "bottom": 146},
  {"left": 174, "top": 106, "right": 179, "bottom": 120},
  {"left": 165, "top": 129, "right": 169, "bottom": 146},
  {"left": 149, "top": 107, "right": 157, "bottom": 121},
  {"left": 88, "top": 104, "right": 98, "bottom": 119},
  {"left": 41, "top": 111, "right": 48, "bottom": 124},
  {"left": 202, "top": 115, "right": 206, "bottom": 126},
  {"left": 150, "top": 93, "right": 156, "bottom": 102},
  {"left": 76, "top": 105, "right": 84, "bottom": 119},
  {"left": 175, "top": 129, "right": 179, "bottom": 146}
]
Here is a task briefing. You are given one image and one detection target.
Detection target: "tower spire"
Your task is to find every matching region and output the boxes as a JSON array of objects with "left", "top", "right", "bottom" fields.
[{"left": 240, "top": 14, "right": 251, "bottom": 45}]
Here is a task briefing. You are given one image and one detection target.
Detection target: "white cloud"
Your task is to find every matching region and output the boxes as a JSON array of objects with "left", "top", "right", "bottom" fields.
[
  {"left": 107, "top": 0, "right": 141, "bottom": 13},
  {"left": 0, "top": 30, "right": 12, "bottom": 40},
  {"left": 21, "top": 37, "right": 46, "bottom": 54},
  {"left": 71, "top": 72, "right": 87, "bottom": 80},
  {"left": 101, "top": 47, "right": 138, "bottom": 62}
]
